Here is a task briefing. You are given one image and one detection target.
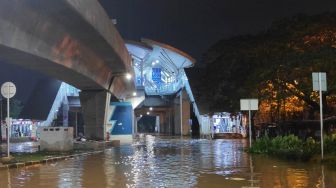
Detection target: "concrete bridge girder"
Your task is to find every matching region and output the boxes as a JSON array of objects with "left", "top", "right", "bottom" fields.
[
  {"left": 0, "top": 0, "right": 135, "bottom": 140},
  {"left": 0, "top": 0, "right": 134, "bottom": 96}
]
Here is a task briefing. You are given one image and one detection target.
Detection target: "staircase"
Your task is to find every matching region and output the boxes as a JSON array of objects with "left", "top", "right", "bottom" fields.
[
  {"left": 41, "top": 82, "right": 79, "bottom": 127},
  {"left": 183, "top": 71, "right": 211, "bottom": 137}
]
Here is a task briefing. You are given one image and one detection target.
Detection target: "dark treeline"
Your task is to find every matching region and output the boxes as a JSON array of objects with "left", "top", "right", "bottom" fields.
[{"left": 194, "top": 12, "right": 336, "bottom": 126}]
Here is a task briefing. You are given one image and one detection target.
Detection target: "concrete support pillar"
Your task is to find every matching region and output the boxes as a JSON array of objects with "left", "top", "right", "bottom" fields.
[
  {"left": 79, "top": 90, "right": 111, "bottom": 140},
  {"left": 159, "top": 113, "right": 165, "bottom": 134},
  {"left": 182, "top": 91, "right": 191, "bottom": 135},
  {"left": 174, "top": 97, "right": 181, "bottom": 135},
  {"left": 174, "top": 89, "right": 191, "bottom": 136}
]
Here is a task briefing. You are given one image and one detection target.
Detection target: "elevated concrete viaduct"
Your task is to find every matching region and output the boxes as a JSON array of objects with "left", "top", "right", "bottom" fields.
[{"left": 0, "top": 0, "right": 135, "bottom": 140}]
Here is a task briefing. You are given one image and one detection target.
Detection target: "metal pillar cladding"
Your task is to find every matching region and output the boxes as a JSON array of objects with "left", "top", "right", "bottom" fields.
[{"left": 312, "top": 72, "right": 327, "bottom": 160}]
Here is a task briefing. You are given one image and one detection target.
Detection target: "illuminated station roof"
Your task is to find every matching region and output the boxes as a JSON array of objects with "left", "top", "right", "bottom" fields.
[{"left": 126, "top": 39, "right": 195, "bottom": 95}]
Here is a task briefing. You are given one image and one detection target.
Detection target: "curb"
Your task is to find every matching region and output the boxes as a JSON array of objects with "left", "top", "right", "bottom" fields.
[{"left": 0, "top": 150, "right": 105, "bottom": 170}]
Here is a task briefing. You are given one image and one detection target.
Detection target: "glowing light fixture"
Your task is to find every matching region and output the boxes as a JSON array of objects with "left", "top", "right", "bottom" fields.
[
  {"left": 146, "top": 112, "right": 150, "bottom": 115},
  {"left": 132, "top": 92, "right": 137, "bottom": 96},
  {"left": 149, "top": 107, "right": 153, "bottom": 111},
  {"left": 152, "top": 60, "right": 160, "bottom": 66},
  {"left": 126, "top": 73, "right": 132, "bottom": 80}
]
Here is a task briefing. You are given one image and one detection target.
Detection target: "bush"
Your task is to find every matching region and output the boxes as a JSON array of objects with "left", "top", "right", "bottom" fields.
[
  {"left": 248, "top": 135, "right": 271, "bottom": 153},
  {"left": 324, "top": 134, "right": 336, "bottom": 154},
  {"left": 250, "top": 135, "right": 319, "bottom": 161}
]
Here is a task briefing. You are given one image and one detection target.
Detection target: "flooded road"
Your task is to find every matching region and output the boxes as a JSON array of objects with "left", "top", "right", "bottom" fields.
[{"left": 1, "top": 136, "right": 335, "bottom": 188}]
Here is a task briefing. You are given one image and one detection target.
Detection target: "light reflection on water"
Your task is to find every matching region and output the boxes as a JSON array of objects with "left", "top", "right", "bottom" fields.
[{"left": 0, "top": 136, "right": 335, "bottom": 188}]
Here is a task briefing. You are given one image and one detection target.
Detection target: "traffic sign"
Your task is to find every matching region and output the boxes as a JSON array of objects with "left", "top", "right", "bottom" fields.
[
  {"left": 240, "top": 98, "right": 259, "bottom": 148},
  {"left": 312, "top": 72, "right": 327, "bottom": 160},
  {"left": 1, "top": 81, "right": 16, "bottom": 157},
  {"left": 1, "top": 82, "right": 16, "bottom": 99}
]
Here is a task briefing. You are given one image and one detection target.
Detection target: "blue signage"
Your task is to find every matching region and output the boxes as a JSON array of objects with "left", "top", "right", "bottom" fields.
[{"left": 152, "top": 68, "right": 161, "bottom": 84}]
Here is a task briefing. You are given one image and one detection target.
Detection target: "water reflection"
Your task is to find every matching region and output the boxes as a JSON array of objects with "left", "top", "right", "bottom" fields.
[
  {"left": 0, "top": 137, "right": 335, "bottom": 188},
  {"left": 0, "top": 142, "right": 38, "bottom": 153}
]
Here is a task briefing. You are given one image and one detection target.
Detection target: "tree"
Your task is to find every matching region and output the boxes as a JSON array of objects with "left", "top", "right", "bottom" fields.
[
  {"left": 1, "top": 98, "right": 24, "bottom": 119},
  {"left": 199, "top": 12, "right": 336, "bottom": 122}
]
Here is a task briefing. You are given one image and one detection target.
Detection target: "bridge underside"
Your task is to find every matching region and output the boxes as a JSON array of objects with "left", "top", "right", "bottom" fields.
[
  {"left": 134, "top": 90, "right": 192, "bottom": 136},
  {"left": 0, "top": 0, "right": 135, "bottom": 140}
]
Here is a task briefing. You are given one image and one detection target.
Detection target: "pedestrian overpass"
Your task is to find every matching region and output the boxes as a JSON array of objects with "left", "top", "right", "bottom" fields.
[
  {"left": 126, "top": 39, "right": 202, "bottom": 137},
  {"left": 48, "top": 38, "right": 203, "bottom": 142}
]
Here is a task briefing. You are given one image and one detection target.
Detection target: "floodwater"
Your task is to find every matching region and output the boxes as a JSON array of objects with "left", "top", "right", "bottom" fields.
[{"left": 1, "top": 136, "right": 336, "bottom": 188}]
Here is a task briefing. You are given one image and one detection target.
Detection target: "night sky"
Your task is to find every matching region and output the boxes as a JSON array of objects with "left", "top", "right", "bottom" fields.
[
  {"left": 99, "top": 0, "right": 336, "bottom": 65},
  {"left": 1, "top": 0, "right": 336, "bottom": 119}
]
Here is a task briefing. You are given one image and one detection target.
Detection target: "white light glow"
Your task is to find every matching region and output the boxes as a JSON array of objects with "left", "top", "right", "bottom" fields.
[
  {"left": 149, "top": 107, "right": 153, "bottom": 111},
  {"left": 126, "top": 73, "right": 132, "bottom": 80},
  {"left": 132, "top": 92, "right": 137, "bottom": 96}
]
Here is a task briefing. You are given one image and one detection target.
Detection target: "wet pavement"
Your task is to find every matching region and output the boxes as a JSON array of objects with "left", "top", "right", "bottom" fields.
[{"left": 0, "top": 136, "right": 336, "bottom": 187}]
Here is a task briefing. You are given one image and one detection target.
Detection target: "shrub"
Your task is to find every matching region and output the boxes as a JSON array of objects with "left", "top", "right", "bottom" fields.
[
  {"left": 250, "top": 135, "right": 318, "bottom": 161},
  {"left": 324, "top": 134, "right": 336, "bottom": 154},
  {"left": 249, "top": 135, "right": 271, "bottom": 153}
]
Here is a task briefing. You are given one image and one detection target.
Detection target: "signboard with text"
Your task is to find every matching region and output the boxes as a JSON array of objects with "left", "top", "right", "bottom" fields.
[
  {"left": 152, "top": 68, "right": 161, "bottom": 85},
  {"left": 240, "top": 99, "right": 259, "bottom": 111},
  {"left": 312, "top": 72, "right": 327, "bottom": 91}
]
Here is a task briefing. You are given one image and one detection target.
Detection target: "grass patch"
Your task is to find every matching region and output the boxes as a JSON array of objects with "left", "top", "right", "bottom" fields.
[{"left": 1, "top": 149, "right": 94, "bottom": 165}]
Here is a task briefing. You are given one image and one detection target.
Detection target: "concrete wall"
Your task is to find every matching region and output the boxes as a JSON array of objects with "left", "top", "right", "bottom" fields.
[
  {"left": 39, "top": 127, "right": 73, "bottom": 151},
  {"left": 109, "top": 135, "right": 133, "bottom": 145}
]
